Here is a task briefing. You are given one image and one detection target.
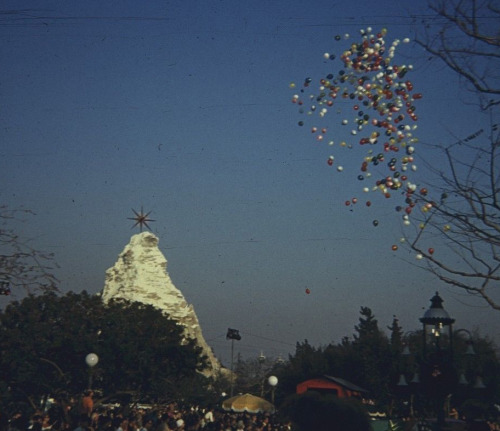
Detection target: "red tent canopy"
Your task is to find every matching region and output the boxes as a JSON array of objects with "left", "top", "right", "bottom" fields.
[{"left": 296, "top": 375, "right": 368, "bottom": 398}]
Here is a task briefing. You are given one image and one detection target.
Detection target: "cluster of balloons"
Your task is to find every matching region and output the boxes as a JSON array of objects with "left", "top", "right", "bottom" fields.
[{"left": 291, "top": 28, "right": 428, "bottom": 232}]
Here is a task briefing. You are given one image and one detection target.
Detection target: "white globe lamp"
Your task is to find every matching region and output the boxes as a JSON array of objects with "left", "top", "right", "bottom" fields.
[{"left": 85, "top": 353, "right": 99, "bottom": 367}]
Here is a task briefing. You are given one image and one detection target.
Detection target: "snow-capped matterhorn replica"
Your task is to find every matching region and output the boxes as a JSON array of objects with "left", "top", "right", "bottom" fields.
[{"left": 101, "top": 232, "right": 222, "bottom": 376}]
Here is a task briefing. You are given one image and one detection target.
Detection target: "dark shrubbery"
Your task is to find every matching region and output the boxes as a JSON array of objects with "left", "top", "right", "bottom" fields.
[{"left": 279, "top": 391, "right": 371, "bottom": 431}]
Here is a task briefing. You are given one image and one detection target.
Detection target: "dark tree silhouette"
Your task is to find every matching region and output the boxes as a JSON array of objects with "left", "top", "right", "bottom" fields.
[{"left": 0, "top": 291, "right": 208, "bottom": 410}]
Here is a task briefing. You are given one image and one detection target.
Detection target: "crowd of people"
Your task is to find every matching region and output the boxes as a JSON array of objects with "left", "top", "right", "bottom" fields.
[
  {"left": 2, "top": 391, "right": 292, "bottom": 431},
  {"left": 3, "top": 390, "right": 500, "bottom": 431}
]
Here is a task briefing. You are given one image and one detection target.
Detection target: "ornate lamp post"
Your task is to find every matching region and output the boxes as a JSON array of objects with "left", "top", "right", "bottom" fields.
[
  {"left": 268, "top": 375, "right": 278, "bottom": 404},
  {"left": 397, "top": 293, "right": 486, "bottom": 430},
  {"left": 420, "top": 292, "right": 455, "bottom": 358},
  {"left": 226, "top": 328, "right": 241, "bottom": 397},
  {"left": 85, "top": 353, "right": 99, "bottom": 390},
  {"left": 419, "top": 292, "right": 457, "bottom": 430}
]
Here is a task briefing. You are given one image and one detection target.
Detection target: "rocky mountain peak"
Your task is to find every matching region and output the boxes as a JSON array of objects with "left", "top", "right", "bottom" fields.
[{"left": 101, "top": 232, "right": 222, "bottom": 375}]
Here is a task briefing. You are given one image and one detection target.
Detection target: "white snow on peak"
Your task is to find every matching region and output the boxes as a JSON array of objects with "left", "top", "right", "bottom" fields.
[{"left": 102, "top": 232, "right": 222, "bottom": 374}]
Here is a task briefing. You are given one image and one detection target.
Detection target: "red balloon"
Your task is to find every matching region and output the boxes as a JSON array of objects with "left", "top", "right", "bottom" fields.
[
  {"left": 305, "top": 288, "right": 311, "bottom": 294},
  {"left": 392, "top": 245, "right": 398, "bottom": 251},
  {"left": 428, "top": 248, "right": 434, "bottom": 255}
]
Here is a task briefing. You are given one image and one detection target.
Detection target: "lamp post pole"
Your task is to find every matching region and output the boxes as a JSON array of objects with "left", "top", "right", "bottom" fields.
[
  {"left": 397, "top": 295, "right": 486, "bottom": 430},
  {"left": 268, "top": 375, "right": 278, "bottom": 404},
  {"left": 226, "top": 328, "right": 241, "bottom": 397},
  {"left": 419, "top": 292, "right": 456, "bottom": 431},
  {"left": 85, "top": 353, "right": 99, "bottom": 390}
]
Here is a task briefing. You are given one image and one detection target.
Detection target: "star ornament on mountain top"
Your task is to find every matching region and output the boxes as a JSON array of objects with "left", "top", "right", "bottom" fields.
[{"left": 128, "top": 207, "right": 155, "bottom": 232}]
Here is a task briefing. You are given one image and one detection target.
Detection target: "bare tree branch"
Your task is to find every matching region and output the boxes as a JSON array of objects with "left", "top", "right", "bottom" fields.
[
  {"left": 414, "top": 0, "right": 500, "bottom": 109},
  {"left": 0, "top": 206, "right": 59, "bottom": 293},
  {"left": 406, "top": 120, "right": 500, "bottom": 309}
]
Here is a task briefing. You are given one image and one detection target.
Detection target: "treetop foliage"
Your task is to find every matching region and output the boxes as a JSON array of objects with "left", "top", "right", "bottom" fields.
[{"left": 0, "top": 291, "right": 208, "bottom": 411}]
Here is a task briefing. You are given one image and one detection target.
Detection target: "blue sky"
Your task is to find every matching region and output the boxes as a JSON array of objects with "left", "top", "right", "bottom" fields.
[{"left": 1, "top": 0, "right": 497, "bottom": 366}]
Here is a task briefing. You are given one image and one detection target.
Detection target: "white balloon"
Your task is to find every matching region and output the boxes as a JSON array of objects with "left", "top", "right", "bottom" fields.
[{"left": 268, "top": 376, "right": 278, "bottom": 386}]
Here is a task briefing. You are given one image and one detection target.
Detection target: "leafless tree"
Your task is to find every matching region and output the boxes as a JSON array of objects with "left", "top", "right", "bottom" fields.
[
  {"left": 0, "top": 206, "right": 58, "bottom": 294},
  {"left": 406, "top": 0, "right": 500, "bottom": 309},
  {"left": 414, "top": 0, "right": 500, "bottom": 110},
  {"left": 408, "top": 121, "right": 500, "bottom": 310}
]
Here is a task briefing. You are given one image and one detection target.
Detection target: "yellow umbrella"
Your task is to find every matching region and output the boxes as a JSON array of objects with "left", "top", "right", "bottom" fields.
[{"left": 222, "top": 393, "right": 276, "bottom": 414}]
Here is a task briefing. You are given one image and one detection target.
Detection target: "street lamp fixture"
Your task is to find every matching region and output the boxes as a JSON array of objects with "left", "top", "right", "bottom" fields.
[
  {"left": 268, "top": 375, "right": 278, "bottom": 404},
  {"left": 418, "top": 293, "right": 458, "bottom": 429},
  {"left": 419, "top": 292, "right": 455, "bottom": 357},
  {"left": 397, "top": 293, "right": 486, "bottom": 430},
  {"left": 85, "top": 353, "right": 99, "bottom": 368},
  {"left": 227, "top": 328, "right": 241, "bottom": 397},
  {"left": 85, "top": 353, "right": 99, "bottom": 389}
]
